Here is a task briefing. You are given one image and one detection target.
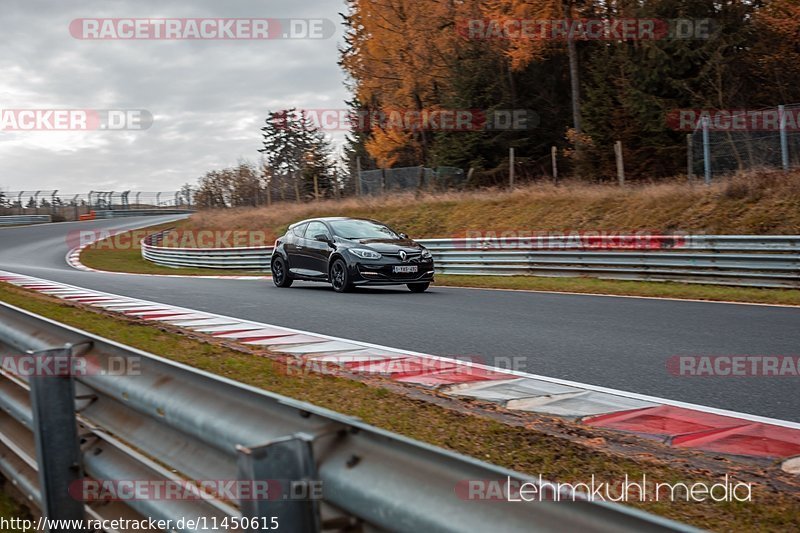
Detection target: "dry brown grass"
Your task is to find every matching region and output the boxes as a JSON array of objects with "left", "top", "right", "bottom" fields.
[{"left": 181, "top": 170, "right": 800, "bottom": 239}]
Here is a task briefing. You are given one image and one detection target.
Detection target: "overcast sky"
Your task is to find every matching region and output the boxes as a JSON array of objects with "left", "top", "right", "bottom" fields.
[{"left": 0, "top": 0, "right": 349, "bottom": 194}]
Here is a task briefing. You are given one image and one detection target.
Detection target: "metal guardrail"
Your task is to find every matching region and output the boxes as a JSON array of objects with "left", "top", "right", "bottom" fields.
[
  {"left": 141, "top": 234, "right": 800, "bottom": 288},
  {"left": 0, "top": 302, "right": 692, "bottom": 532},
  {"left": 93, "top": 209, "right": 194, "bottom": 219},
  {"left": 0, "top": 215, "right": 52, "bottom": 226}
]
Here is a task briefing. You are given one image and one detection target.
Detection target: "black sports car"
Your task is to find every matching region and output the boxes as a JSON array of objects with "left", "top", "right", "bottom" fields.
[{"left": 271, "top": 217, "right": 435, "bottom": 293}]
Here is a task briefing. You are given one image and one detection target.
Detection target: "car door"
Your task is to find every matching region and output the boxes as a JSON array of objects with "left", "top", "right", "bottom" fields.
[
  {"left": 303, "top": 221, "right": 334, "bottom": 277},
  {"left": 284, "top": 222, "right": 308, "bottom": 274}
]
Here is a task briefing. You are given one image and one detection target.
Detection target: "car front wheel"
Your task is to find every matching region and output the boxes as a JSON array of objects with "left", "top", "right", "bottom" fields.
[
  {"left": 330, "top": 258, "right": 353, "bottom": 293},
  {"left": 272, "top": 257, "right": 293, "bottom": 288}
]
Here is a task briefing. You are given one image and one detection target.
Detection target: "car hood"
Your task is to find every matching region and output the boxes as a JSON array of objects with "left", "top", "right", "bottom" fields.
[{"left": 346, "top": 238, "right": 423, "bottom": 253}]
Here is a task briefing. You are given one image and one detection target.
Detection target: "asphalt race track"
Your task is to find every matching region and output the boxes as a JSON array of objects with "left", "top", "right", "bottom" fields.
[{"left": 1, "top": 217, "right": 798, "bottom": 421}]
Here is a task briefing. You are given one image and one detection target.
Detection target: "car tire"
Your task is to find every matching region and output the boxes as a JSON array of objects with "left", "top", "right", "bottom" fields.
[
  {"left": 272, "top": 257, "right": 293, "bottom": 288},
  {"left": 407, "top": 283, "right": 430, "bottom": 293},
  {"left": 330, "top": 258, "right": 354, "bottom": 293}
]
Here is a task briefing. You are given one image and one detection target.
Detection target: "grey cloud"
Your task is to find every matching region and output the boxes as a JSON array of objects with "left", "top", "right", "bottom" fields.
[{"left": 0, "top": 0, "right": 349, "bottom": 193}]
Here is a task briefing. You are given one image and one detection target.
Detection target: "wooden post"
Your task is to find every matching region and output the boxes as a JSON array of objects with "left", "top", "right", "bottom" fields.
[
  {"left": 313, "top": 173, "right": 319, "bottom": 202},
  {"left": 779, "top": 105, "right": 790, "bottom": 172},
  {"left": 355, "top": 157, "right": 362, "bottom": 196},
  {"left": 702, "top": 117, "right": 711, "bottom": 185},
  {"left": 509, "top": 147, "right": 515, "bottom": 188},
  {"left": 551, "top": 146, "right": 558, "bottom": 183},
  {"left": 614, "top": 141, "right": 625, "bottom": 186}
]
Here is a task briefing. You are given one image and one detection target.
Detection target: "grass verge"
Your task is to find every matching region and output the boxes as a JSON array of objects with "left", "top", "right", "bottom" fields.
[
  {"left": 0, "top": 488, "right": 33, "bottom": 532},
  {"left": 0, "top": 282, "right": 798, "bottom": 531},
  {"left": 79, "top": 222, "right": 266, "bottom": 277},
  {"left": 435, "top": 275, "right": 800, "bottom": 306},
  {"left": 183, "top": 171, "right": 800, "bottom": 237}
]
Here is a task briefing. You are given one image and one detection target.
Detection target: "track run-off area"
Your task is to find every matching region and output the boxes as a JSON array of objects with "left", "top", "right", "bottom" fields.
[{"left": 0, "top": 216, "right": 798, "bottom": 423}]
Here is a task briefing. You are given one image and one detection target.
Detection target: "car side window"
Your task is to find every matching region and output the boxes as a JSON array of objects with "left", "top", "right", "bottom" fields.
[
  {"left": 292, "top": 223, "right": 308, "bottom": 239},
  {"left": 305, "top": 222, "right": 331, "bottom": 241}
]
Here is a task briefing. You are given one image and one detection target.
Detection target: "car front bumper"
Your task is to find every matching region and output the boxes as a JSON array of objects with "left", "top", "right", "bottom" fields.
[{"left": 352, "top": 260, "right": 435, "bottom": 285}]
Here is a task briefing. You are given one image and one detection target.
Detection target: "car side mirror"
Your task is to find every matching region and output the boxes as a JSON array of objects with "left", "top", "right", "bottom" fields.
[
  {"left": 314, "top": 234, "right": 331, "bottom": 244},
  {"left": 399, "top": 233, "right": 409, "bottom": 239}
]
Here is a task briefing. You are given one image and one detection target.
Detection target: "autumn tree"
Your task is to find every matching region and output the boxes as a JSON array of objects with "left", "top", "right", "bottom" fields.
[{"left": 335, "top": 0, "right": 800, "bottom": 182}]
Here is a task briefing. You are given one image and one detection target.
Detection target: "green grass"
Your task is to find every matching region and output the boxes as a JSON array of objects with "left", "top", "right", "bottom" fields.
[
  {"left": 0, "top": 282, "right": 798, "bottom": 531},
  {"left": 0, "top": 488, "right": 33, "bottom": 532},
  {"left": 435, "top": 275, "right": 800, "bottom": 306},
  {"left": 79, "top": 223, "right": 266, "bottom": 277},
  {"left": 81, "top": 245, "right": 266, "bottom": 277}
]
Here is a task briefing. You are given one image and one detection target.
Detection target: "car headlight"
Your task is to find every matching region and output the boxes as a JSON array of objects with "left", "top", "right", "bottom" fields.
[
  {"left": 421, "top": 248, "right": 432, "bottom": 259},
  {"left": 349, "top": 248, "right": 382, "bottom": 260}
]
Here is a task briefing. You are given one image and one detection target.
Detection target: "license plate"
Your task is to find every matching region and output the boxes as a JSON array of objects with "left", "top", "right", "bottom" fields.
[{"left": 393, "top": 265, "right": 418, "bottom": 274}]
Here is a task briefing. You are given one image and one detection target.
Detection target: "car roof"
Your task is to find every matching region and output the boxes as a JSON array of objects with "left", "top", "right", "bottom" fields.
[{"left": 289, "top": 217, "right": 377, "bottom": 228}]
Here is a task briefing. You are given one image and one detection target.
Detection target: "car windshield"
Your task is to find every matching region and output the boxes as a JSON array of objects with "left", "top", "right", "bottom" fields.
[{"left": 329, "top": 220, "right": 400, "bottom": 240}]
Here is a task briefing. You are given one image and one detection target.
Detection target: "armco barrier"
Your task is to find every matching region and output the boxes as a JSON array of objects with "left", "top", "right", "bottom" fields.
[
  {"left": 0, "top": 215, "right": 52, "bottom": 226},
  {"left": 141, "top": 234, "right": 800, "bottom": 288},
  {"left": 0, "top": 302, "right": 693, "bottom": 532},
  {"left": 93, "top": 209, "right": 194, "bottom": 219}
]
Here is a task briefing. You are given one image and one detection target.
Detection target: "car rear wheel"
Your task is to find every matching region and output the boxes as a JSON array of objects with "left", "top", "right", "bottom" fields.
[
  {"left": 272, "top": 257, "right": 293, "bottom": 288},
  {"left": 407, "top": 282, "right": 430, "bottom": 293},
  {"left": 330, "top": 258, "right": 353, "bottom": 293}
]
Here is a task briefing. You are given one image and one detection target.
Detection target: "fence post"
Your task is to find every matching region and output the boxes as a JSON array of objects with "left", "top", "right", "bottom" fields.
[
  {"left": 509, "top": 147, "right": 515, "bottom": 188},
  {"left": 687, "top": 134, "right": 694, "bottom": 181},
  {"left": 614, "top": 141, "right": 625, "bottom": 186},
  {"left": 381, "top": 167, "right": 387, "bottom": 195},
  {"left": 29, "top": 346, "right": 85, "bottom": 524},
  {"left": 779, "top": 105, "right": 790, "bottom": 172},
  {"left": 551, "top": 146, "right": 558, "bottom": 183},
  {"left": 237, "top": 437, "right": 320, "bottom": 532},
  {"left": 702, "top": 117, "right": 712, "bottom": 185},
  {"left": 355, "top": 157, "right": 362, "bottom": 196}
]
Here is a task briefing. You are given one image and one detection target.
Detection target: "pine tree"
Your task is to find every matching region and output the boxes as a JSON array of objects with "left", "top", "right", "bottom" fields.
[{"left": 259, "top": 109, "right": 336, "bottom": 201}]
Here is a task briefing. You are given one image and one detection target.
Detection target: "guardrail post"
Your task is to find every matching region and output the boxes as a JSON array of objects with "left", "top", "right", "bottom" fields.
[
  {"left": 237, "top": 436, "right": 320, "bottom": 533},
  {"left": 29, "top": 345, "right": 85, "bottom": 526}
]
